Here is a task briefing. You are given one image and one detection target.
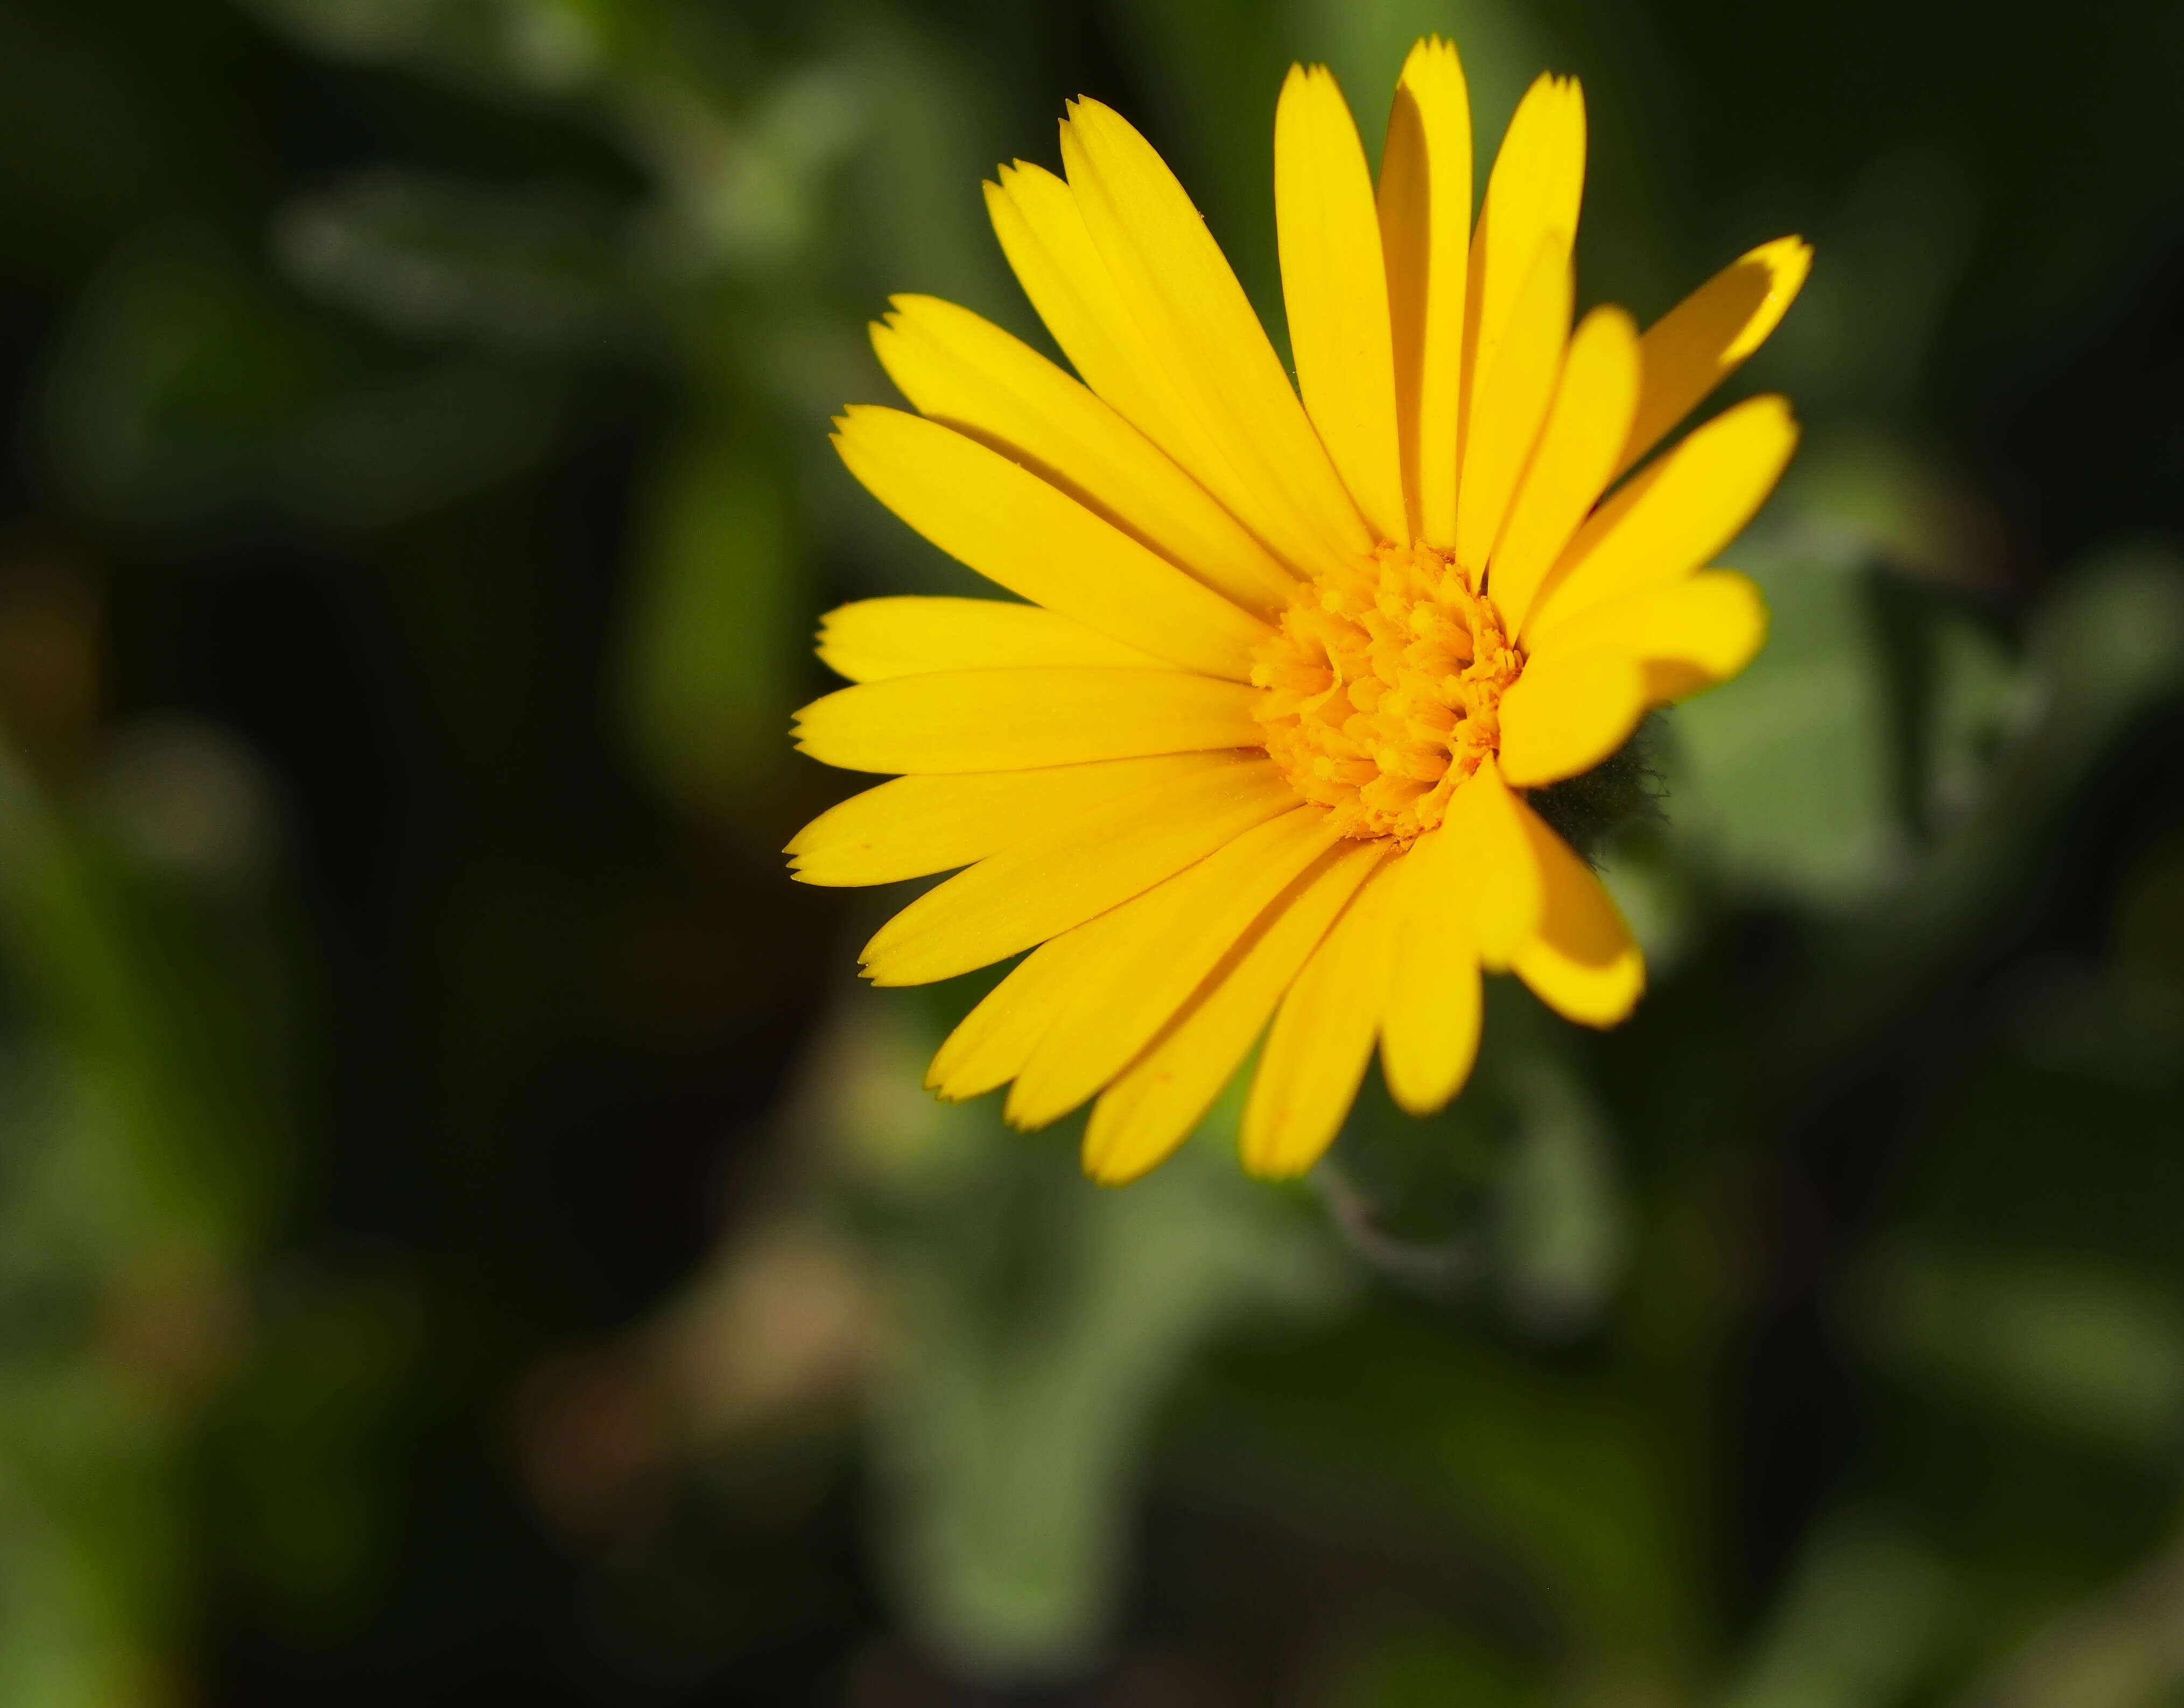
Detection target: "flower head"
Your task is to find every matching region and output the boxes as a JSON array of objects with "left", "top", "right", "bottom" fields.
[{"left": 789, "top": 39, "right": 1808, "bottom": 1184}]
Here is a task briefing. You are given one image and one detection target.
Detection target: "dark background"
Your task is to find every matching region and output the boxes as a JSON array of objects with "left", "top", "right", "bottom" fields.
[{"left": 2, "top": 0, "right": 2183, "bottom": 1703}]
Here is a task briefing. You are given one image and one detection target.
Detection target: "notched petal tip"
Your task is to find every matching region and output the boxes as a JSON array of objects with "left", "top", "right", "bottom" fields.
[
  {"left": 1401, "top": 32, "right": 1458, "bottom": 69},
  {"left": 1755, "top": 232, "right": 1814, "bottom": 273},
  {"left": 1517, "top": 69, "right": 1583, "bottom": 110},
  {"left": 1748, "top": 233, "right": 1814, "bottom": 287}
]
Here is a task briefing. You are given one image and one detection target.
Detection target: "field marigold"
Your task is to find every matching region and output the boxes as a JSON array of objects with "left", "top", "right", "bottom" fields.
[{"left": 789, "top": 39, "right": 1808, "bottom": 1184}]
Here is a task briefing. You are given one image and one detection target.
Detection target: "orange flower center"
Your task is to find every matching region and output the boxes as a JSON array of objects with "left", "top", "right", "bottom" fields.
[{"left": 1251, "top": 541, "right": 1523, "bottom": 843}]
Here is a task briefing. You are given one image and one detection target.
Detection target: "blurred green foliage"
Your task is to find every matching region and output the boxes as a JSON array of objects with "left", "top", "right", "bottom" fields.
[{"left": 3, "top": 0, "right": 2184, "bottom": 1703}]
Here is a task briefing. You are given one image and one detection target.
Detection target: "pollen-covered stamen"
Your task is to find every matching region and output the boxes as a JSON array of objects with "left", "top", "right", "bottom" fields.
[{"left": 1251, "top": 541, "right": 1522, "bottom": 842}]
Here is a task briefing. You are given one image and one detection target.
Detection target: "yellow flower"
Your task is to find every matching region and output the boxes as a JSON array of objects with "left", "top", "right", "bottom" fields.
[{"left": 788, "top": 39, "right": 1808, "bottom": 1185}]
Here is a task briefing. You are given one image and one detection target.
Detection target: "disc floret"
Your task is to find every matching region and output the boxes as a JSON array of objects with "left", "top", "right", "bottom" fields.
[{"left": 1252, "top": 542, "right": 1522, "bottom": 842}]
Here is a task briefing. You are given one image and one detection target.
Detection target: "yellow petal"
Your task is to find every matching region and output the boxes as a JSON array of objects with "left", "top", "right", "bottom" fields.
[
  {"left": 992, "top": 164, "right": 1319, "bottom": 585},
  {"left": 1525, "top": 570, "right": 1769, "bottom": 704},
  {"left": 1508, "top": 796, "right": 1644, "bottom": 1025},
  {"left": 1523, "top": 394, "right": 1799, "bottom": 642},
  {"left": 926, "top": 931, "right": 1103, "bottom": 1102},
  {"left": 985, "top": 164, "right": 1217, "bottom": 497},
  {"left": 1059, "top": 99, "right": 1373, "bottom": 576},
  {"left": 1440, "top": 757, "right": 1541, "bottom": 966},
  {"left": 1456, "top": 233, "right": 1572, "bottom": 574},
  {"left": 1377, "top": 35, "right": 1472, "bottom": 546},
  {"left": 833, "top": 407, "right": 1268, "bottom": 679},
  {"left": 1618, "top": 236, "right": 1812, "bottom": 479},
  {"left": 785, "top": 753, "right": 1227, "bottom": 888},
  {"left": 1462, "top": 75, "right": 1584, "bottom": 481},
  {"left": 1275, "top": 64, "right": 1407, "bottom": 545},
  {"left": 791, "top": 667, "right": 1260, "bottom": 775},
  {"left": 1003, "top": 805, "right": 1342, "bottom": 1129},
  {"left": 1240, "top": 858, "right": 1401, "bottom": 1178},
  {"left": 817, "top": 596, "right": 1171, "bottom": 682},
  {"left": 872, "top": 296, "right": 1296, "bottom": 614},
  {"left": 1081, "top": 840, "right": 1388, "bottom": 1184},
  {"left": 1495, "top": 649, "right": 1647, "bottom": 787},
  {"left": 1379, "top": 834, "right": 1484, "bottom": 1116},
  {"left": 859, "top": 754, "right": 1297, "bottom": 985},
  {"left": 1486, "top": 305, "right": 1640, "bottom": 634},
  {"left": 1643, "top": 570, "right": 1769, "bottom": 700}
]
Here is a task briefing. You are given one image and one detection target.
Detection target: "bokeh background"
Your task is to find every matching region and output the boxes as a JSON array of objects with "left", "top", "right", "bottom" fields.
[{"left": 4, "top": 0, "right": 2184, "bottom": 1702}]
